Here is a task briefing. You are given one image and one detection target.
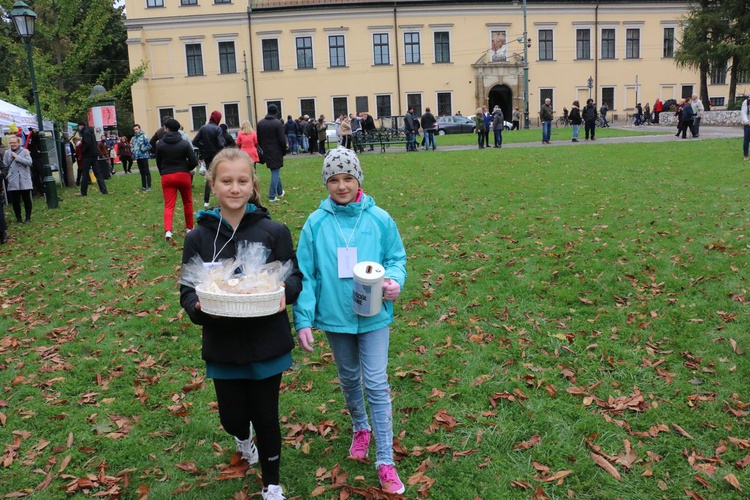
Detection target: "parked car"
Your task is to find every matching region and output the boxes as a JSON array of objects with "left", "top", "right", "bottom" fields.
[
  {"left": 436, "top": 115, "right": 476, "bottom": 135},
  {"left": 436, "top": 115, "right": 512, "bottom": 134}
]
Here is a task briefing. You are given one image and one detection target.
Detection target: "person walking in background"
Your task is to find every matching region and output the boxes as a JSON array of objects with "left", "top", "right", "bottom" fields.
[
  {"left": 742, "top": 97, "right": 750, "bottom": 161},
  {"left": 316, "top": 116, "right": 328, "bottom": 156},
  {"left": 539, "top": 98, "right": 553, "bottom": 144},
  {"left": 691, "top": 94, "right": 704, "bottom": 137},
  {"left": 132, "top": 124, "right": 153, "bottom": 192},
  {"left": 117, "top": 135, "right": 133, "bottom": 173},
  {"left": 340, "top": 114, "right": 352, "bottom": 149},
  {"left": 180, "top": 147, "right": 302, "bottom": 500},
  {"left": 569, "top": 100, "right": 582, "bottom": 142},
  {"left": 192, "top": 110, "right": 226, "bottom": 208},
  {"left": 491, "top": 105, "right": 504, "bottom": 148},
  {"left": 156, "top": 118, "right": 198, "bottom": 242},
  {"left": 294, "top": 147, "right": 408, "bottom": 495},
  {"left": 654, "top": 98, "right": 663, "bottom": 124},
  {"left": 482, "top": 106, "right": 492, "bottom": 148},
  {"left": 421, "top": 107, "right": 437, "bottom": 151},
  {"left": 25, "top": 126, "right": 44, "bottom": 197},
  {"left": 98, "top": 135, "right": 112, "bottom": 178},
  {"left": 473, "top": 108, "right": 486, "bottom": 149},
  {"left": 644, "top": 102, "right": 652, "bottom": 124},
  {"left": 1, "top": 135, "right": 34, "bottom": 223},
  {"left": 236, "top": 120, "right": 260, "bottom": 168},
  {"left": 105, "top": 131, "right": 117, "bottom": 174},
  {"left": 220, "top": 124, "right": 236, "bottom": 148},
  {"left": 676, "top": 98, "right": 695, "bottom": 139},
  {"left": 634, "top": 103, "right": 644, "bottom": 126},
  {"left": 511, "top": 107, "right": 520, "bottom": 131},
  {"left": 299, "top": 115, "right": 310, "bottom": 153},
  {"left": 599, "top": 103, "right": 609, "bottom": 127},
  {"left": 404, "top": 107, "right": 417, "bottom": 152},
  {"left": 361, "top": 112, "right": 376, "bottom": 151},
  {"left": 257, "top": 104, "right": 287, "bottom": 203},
  {"left": 77, "top": 121, "right": 108, "bottom": 196},
  {"left": 582, "top": 98, "right": 597, "bottom": 141}
]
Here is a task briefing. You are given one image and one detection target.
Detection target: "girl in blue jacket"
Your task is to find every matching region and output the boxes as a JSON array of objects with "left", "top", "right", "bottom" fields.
[{"left": 293, "top": 147, "right": 407, "bottom": 494}]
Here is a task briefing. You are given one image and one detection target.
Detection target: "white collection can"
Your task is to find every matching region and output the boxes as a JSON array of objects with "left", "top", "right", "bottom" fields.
[{"left": 352, "top": 261, "right": 385, "bottom": 316}]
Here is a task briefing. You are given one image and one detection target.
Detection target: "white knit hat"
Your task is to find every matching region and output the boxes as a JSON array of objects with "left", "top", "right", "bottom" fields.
[{"left": 322, "top": 147, "right": 363, "bottom": 186}]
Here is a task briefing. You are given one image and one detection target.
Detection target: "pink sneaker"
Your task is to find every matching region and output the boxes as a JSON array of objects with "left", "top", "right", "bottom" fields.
[
  {"left": 349, "top": 430, "right": 371, "bottom": 458},
  {"left": 378, "top": 464, "right": 405, "bottom": 494}
]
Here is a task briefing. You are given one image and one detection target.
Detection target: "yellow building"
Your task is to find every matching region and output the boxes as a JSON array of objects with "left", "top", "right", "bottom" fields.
[{"left": 124, "top": 0, "right": 748, "bottom": 133}]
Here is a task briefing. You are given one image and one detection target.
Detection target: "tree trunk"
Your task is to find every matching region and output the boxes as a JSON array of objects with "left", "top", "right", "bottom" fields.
[{"left": 729, "top": 56, "right": 738, "bottom": 106}]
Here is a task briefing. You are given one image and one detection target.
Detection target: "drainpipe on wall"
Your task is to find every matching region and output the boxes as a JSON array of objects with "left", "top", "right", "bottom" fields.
[
  {"left": 394, "top": 4, "right": 402, "bottom": 116},
  {"left": 248, "top": 4, "right": 259, "bottom": 125},
  {"left": 594, "top": 2, "right": 599, "bottom": 104}
]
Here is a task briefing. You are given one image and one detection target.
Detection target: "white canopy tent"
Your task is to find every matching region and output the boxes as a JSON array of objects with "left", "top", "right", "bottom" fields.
[{"left": 0, "top": 98, "right": 54, "bottom": 134}]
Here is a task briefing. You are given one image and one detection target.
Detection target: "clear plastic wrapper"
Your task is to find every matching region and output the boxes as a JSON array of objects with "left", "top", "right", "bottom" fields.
[{"left": 180, "top": 241, "right": 292, "bottom": 294}]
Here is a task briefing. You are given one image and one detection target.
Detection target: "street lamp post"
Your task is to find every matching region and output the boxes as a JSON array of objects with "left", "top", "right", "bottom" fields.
[
  {"left": 11, "top": 1, "right": 58, "bottom": 209},
  {"left": 587, "top": 76, "right": 594, "bottom": 100},
  {"left": 521, "top": 0, "right": 530, "bottom": 129}
]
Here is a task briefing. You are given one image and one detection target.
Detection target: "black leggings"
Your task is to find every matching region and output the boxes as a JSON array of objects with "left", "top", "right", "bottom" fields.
[
  {"left": 213, "top": 374, "right": 283, "bottom": 487},
  {"left": 7, "top": 189, "right": 32, "bottom": 222}
]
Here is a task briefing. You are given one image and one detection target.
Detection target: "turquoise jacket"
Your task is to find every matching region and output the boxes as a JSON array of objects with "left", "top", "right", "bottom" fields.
[{"left": 293, "top": 193, "right": 407, "bottom": 334}]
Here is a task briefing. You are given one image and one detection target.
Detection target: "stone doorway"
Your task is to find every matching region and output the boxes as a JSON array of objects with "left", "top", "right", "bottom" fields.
[{"left": 488, "top": 84, "right": 513, "bottom": 123}]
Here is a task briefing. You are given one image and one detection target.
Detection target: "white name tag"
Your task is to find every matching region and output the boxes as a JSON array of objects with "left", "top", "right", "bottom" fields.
[
  {"left": 337, "top": 247, "right": 357, "bottom": 278},
  {"left": 203, "top": 262, "right": 223, "bottom": 271}
]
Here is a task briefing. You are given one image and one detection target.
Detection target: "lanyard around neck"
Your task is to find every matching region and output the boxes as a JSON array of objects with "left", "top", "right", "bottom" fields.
[{"left": 332, "top": 205, "right": 363, "bottom": 249}]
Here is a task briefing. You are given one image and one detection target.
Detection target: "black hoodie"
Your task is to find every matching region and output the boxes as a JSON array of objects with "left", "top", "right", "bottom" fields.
[
  {"left": 156, "top": 131, "right": 198, "bottom": 175},
  {"left": 180, "top": 207, "right": 303, "bottom": 365}
]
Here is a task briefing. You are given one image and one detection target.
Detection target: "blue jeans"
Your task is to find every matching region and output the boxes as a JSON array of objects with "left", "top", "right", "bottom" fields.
[
  {"left": 424, "top": 131, "right": 436, "bottom": 150},
  {"left": 326, "top": 328, "right": 395, "bottom": 468},
  {"left": 542, "top": 120, "right": 552, "bottom": 142},
  {"left": 406, "top": 132, "right": 416, "bottom": 151},
  {"left": 286, "top": 134, "right": 297, "bottom": 154},
  {"left": 268, "top": 168, "right": 283, "bottom": 200},
  {"left": 744, "top": 124, "right": 750, "bottom": 158},
  {"left": 493, "top": 129, "right": 503, "bottom": 147},
  {"left": 572, "top": 124, "right": 580, "bottom": 140},
  {"left": 301, "top": 135, "right": 309, "bottom": 152}
]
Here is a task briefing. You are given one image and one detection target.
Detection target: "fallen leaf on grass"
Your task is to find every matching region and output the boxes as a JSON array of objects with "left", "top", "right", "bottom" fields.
[
  {"left": 513, "top": 435, "right": 541, "bottom": 451},
  {"left": 590, "top": 452, "right": 621, "bottom": 480},
  {"left": 724, "top": 473, "right": 742, "bottom": 491},
  {"left": 672, "top": 424, "right": 694, "bottom": 440}
]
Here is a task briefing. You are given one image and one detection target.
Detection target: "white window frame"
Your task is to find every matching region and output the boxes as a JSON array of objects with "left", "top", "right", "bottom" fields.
[
  {"left": 400, "top": 25, "right": 423, "bottom": 65},
  {"left": 325, "top": 28, "right": 348, "bottom": 68},
  {"left": 573, "top": 24, "right": 593, "bottom": 60},
  {"left": 215, "top": 34, "right": 238, "bottom": 75},
  {"left": 181, "top": 36, "right": 205, "bottom": 77},
  {"left": 258, "top": 32, "right": 282, "bottom": 72},
  {"left": 435, "top": 91, "right": 453, "bottom": 116},
  {"left": 600, "top": 23, "right": 619, "bottom": 60},
  {"left": 624, "top": 23, "right": 643, "bottom": 60},
  {"left": 430, "top": 24, "right": 452, "bottom": 64},
  {"left": 535, "top": 23, "right": 557, "bottom": 61},
  {"left": 370, "top": 29, "right": 392, "bottom": 66}
]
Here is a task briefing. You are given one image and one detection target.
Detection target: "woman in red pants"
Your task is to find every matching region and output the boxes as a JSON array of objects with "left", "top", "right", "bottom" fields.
[{"left": 155, "top": 118, "right": 199, "bottom": 242}]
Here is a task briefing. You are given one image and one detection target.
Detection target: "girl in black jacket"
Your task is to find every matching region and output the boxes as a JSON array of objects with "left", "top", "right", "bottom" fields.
[{"left": 180, "top": 148, "right": 302, "bottom": 500}]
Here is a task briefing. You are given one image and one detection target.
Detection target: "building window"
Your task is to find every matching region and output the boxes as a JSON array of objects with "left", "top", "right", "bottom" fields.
[
  {"left": 181, "top": 0, "right": 197, "bottom": 5},
  {"left": 266, "top": 100, "right": 281, "bottom": 118},
  {"left": 224, "top": 103, "right": 239, "bottom": 128},
  {"left": 262, "top": 39, "right": 280, "bottom": 71},
  {"left": 404, "top": 32, "right": 421, "bottom": 64},
  {"left": 376, "top": 95, "right": 391, "bottom": 117},
  {"left": 185, "top": 44, "right": 204, "bottom": 76},
  {"left": 407, "top": 93, "right": 422, "bottom": 116},
  {"left": 300, "top": 99, "right": 316, "bottom": 118},
  {"left": 147, "top": 0, "right": 164, "bottom": 7},
  {"left": 158, "top": 108, "right": 174, "bottom": 125},
  {"left": 329, "top": 35, "right": 346, "bottom": 67},
  {"left": 709, "top": 96, "right": 725, "bottom": 107},
  {"left": 373, "top": 33, "right": 390, "bottom": 65},
  {"left": 601, "top": 87, "right": 614, "bottom": 109},
  {"left": 219, "top": 41, "right": 236, "bottom": 74},
  {"left": 356, "top": 96, "right": 369, "bottom": 113},
  {"left": 625, "top": 29, "right": 640, "bottom": 59},
  {"left": 681, "top": 85, "right": 693, "bottom": 99},
  {"left": 191, "top": 106, "right": 207, "bottom": 131},
  {"left": 434, "top": 32, "right": 450, "bottom": 63},
  {"left": 214, "top": 0, "right": 231, "bottom": 4},
  {"left": 296, "top": 36, "right": 313, "bottom": 69},
  {"left": 710, "top": 62, "right": 727, "bottom": 85},
  {"left": 601, "top": 29, "right": 615, "bottom": 59},
  {"left": 576, "top": 29, "right": 590, "bottom": 60},
  {"left": 332, "top": 97, "right": 348, "bottom": 119},
  {"left": 539, "top": 89, "right": 553, "bottom": 110},
  {"left": 437, "top": 92, "right": 452, "bottom": 116},
  {"left": 738, "top": 66, "right": 750, "bottom": 84},
  {"left": 538, "top": 29, "right": 553, "bottom": 61},
  {"left": 663, "top": 28, "right": 675, "bottom": 58}
]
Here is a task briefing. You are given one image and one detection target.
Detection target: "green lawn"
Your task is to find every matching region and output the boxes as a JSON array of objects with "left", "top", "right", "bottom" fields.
[{"left": 1, "top": 137, "right": 749, "bottom": 499}]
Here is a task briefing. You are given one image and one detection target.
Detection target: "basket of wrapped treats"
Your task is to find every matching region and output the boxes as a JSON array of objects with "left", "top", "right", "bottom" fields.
[{"left": 181, "top": 242, "right": 292, "bottom": 318}]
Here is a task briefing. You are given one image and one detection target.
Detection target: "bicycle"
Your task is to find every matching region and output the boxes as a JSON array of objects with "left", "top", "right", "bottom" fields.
[
  {"left": 595, "top": 117, "right": 607, "bottom": 128},
  {"left": 555, "top": 116, "right": 571, "bottom": 128}
]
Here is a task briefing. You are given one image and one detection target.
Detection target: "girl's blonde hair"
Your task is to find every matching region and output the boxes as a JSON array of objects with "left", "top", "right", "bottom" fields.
[
  {"left": 240, "top": 120, "right": 254, "bottom": 134},
  {"left": 207, "top": 148, "right": 262, "bottom": 207}
]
